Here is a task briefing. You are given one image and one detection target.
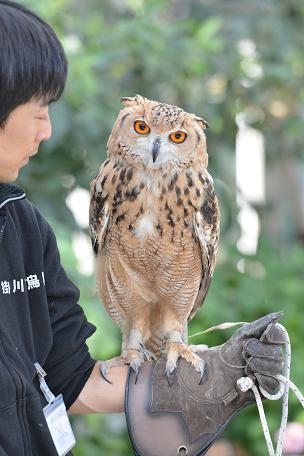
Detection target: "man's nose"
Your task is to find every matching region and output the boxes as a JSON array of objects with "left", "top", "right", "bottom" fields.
[{"left": 36, "top": 118, "right": 52, "bottom": 142}]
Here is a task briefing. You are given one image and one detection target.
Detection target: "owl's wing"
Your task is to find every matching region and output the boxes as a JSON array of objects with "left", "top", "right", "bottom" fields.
[
  {"left": 189, "top": 174, "right": 220, "bottom": 321},
  {"left": 89, "top": 162, "right": 111, "bottom": 256}
]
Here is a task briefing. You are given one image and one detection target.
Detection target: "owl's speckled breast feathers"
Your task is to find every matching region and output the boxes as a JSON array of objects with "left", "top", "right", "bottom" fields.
[{"left": 89, "top": 95, "right": 219, "bottom": 378}]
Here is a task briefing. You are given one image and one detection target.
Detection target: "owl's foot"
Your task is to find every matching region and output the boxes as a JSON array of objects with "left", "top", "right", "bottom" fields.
[
  {"left": 124, "top": 349, "right": 145, "bottom": 384},
  {"left": 124, "top": 344, "right": 156, "bottom": 383},
  {"left": 100, "top": 344, "right": 156, "bottom": 384},
  {"left": 166, "top": 342, "right": 206, "bottom": 386},
  {"left": 99, "top": 355, "right": 126, "bottom": 384},
  {"left": 100, "top": 349, "right": 147, "bottom": 384}
]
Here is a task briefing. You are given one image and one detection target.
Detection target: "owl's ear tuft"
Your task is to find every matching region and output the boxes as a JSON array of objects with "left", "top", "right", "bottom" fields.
[
  {"left": 121, "top": 96, "right": 137, "bottom": 106},
  {"left": 121, "top": 95, "right": 145, "bottom": 107},
  {"left": 194, "top": 116, "right": 209, "bottom": 130}
]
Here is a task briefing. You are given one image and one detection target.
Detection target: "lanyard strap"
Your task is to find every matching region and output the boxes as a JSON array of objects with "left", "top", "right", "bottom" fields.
[{"left": 34, "top": 362, "right": 56, "bottom": 404}]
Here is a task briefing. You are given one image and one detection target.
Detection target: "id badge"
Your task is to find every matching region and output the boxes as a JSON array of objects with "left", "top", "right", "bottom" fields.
[{"left": 43, "top": 394, "right": 76, "bottom": 456}]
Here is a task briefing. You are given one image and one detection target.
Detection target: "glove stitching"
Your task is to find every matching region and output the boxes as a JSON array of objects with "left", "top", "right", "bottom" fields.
[
  {"left": 219, "top": 348, "right": 245, "bottom": 369},
  {"left": 246, "top": 358, "right": 282, "bottom": 376},
  {"left": 176, "top": 369, "right": 238, "bottom": 406}
]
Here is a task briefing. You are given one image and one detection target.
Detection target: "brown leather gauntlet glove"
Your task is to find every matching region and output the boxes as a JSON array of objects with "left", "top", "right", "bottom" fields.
[{"left": 125, "top": 311, "right": 286, "bottom": 456}]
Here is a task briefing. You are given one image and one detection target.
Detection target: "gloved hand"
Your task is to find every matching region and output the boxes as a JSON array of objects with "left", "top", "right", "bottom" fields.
[
  {"left": 220, "top": 311, "right": 286, "bottom": 396},
  {"left": 125, "top": 312, "right": 286, "bottom": 456}
]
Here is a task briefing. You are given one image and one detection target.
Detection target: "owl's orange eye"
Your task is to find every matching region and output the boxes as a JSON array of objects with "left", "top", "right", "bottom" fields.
[
  {"left": 134, "top": 120, "right": 151, "bottom": 135},
  {"left": 169, "top": 130, "right": 187, "bottom": 144}
]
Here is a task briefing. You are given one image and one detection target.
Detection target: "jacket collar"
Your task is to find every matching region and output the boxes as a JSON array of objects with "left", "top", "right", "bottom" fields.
[{"left": 0, "top": 183, "right": 26, "bottom": 209}]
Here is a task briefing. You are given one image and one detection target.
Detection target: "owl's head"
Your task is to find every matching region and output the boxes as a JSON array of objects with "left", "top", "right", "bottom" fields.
[{"left": 107, "top": 95, "right": 209, "bottom": 170}]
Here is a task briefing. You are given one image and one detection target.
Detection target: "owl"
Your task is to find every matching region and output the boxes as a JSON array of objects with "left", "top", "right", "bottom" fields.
[{"left": 89, "top": 95, "right": 220, "bottom": 383}]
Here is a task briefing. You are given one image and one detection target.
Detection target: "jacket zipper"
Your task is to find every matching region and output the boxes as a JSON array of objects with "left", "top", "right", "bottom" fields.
[
  {"left": 0, "top": 340, "right": 31, "bottom": 455},
  {"left": 0, "top": 214, "right": 6, "bottom": 244}
]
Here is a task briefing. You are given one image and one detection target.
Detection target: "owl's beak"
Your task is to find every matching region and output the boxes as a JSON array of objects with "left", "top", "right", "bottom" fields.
[{"left": 152, "top": 138, "right": 161, "bottom": 163}]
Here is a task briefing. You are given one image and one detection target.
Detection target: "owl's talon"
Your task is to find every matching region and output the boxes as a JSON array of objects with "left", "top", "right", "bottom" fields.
[
  {"left": 166, "top": 371, "right": 173, "bottom": 386},
  {"left": 130, "top": 363, "right": 141, "bottom": 384},
  {"left": 135, "top": 368, "right": 140, "bottom": 384},
  {"left": 198, "top": 361, "right": 207, "bottom": 385},
  {"left": 128, "top": 356, "right": 142, "bottom": 384},
  {"left": 165, "top": 360, "right": 176, "bottom": 386},
  {"left": 125, "top": 348, "right": 145, "bottom": 384},
  {"left": 99, "top": 362, "right": 113, "bottom": 385},
  {"left": 140, "top": 343, "right": 156, "bottom": 361}
]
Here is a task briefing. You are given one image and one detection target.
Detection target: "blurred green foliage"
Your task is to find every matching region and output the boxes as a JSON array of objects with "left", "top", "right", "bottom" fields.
[{"left": 18, "top": 0, "right": 304, "bottom": 454}]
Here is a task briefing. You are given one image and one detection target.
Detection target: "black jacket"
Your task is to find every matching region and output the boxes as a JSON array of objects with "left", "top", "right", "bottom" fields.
[{"left": 0, "top": 183, "right": 96, "bottom": 455}]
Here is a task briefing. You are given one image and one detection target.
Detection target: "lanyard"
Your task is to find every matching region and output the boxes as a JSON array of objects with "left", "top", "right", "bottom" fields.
[{"left": 34, "top": 362, "right": 56, "bottom": 404}]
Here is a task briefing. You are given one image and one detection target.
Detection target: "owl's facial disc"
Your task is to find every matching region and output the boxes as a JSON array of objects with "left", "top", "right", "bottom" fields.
[
  {"left": 138, "top": 134, "right": 190, "bottom": 169},
  {"left": 124, "top": 117, "right": 190, "bottom": 169},
  {"left": 114, "top": 109, "right": 205, "bottom": 169}
]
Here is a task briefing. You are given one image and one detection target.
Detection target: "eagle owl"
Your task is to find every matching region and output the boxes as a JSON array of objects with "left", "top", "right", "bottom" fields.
[{"left": 89, "top": 95, "right": 220, "bottom": 382}]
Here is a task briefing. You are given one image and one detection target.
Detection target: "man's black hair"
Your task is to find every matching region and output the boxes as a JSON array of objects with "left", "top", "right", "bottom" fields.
[{"left": 0, "top": 0, "right": 67, "bottom": 128}]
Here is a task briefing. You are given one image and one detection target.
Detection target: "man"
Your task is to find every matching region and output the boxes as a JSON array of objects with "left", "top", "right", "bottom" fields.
[{"left": 0, "top": 1, "right": 286, "bottom": 455}]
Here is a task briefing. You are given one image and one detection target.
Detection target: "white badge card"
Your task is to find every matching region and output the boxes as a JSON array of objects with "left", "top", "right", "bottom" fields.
[{"left": 43, "top": 394, "right": 76, "bottom": 456}]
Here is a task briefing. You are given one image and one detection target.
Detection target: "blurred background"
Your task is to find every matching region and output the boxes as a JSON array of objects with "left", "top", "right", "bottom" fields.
[{"left": 19, "top": 0, "right": 304, "bottom": 454}]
